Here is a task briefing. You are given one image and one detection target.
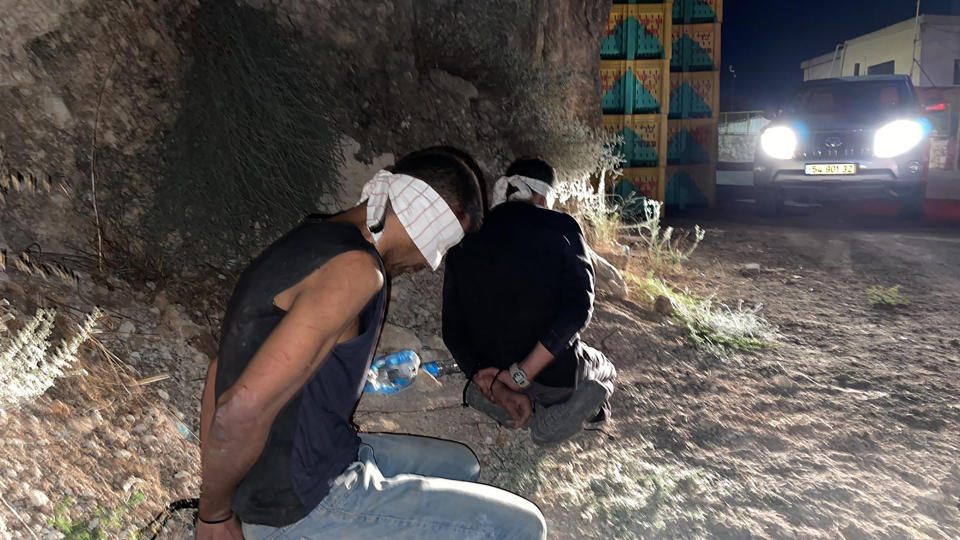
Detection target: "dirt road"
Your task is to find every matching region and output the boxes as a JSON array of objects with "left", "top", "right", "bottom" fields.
[
  {"left": 664, "top": 206, "right": 960, "bottom": 538},
  {"left": 359, "top": 206, "right": 960, "bottom": 538}
]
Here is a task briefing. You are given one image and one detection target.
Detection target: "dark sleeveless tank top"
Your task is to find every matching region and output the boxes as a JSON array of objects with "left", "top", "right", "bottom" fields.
[{"left": 214, "top": 218, "right": 386, "bottom": 527}]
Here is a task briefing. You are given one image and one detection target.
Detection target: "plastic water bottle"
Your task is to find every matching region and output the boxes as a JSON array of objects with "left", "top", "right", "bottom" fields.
[
  {"left": 364, "top": 350, "right": 421, "bottom": 394},
  {"left": 422, "top": 358, "right": 460, "bottom": 378}
]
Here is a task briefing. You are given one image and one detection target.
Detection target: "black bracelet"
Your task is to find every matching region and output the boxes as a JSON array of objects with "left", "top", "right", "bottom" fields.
[
  {"left": 489, "top": 369, "right": 505, "bottom": 395},
  {"left": 198, "top": 512, "right": 233, "bottom": 525}
]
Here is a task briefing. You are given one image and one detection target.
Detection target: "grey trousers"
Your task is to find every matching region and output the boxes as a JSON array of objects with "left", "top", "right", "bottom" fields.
[
  {"left": 474, "top": 341, "right": 616, "bottom": 422},
  {"left": 530, "top": 342, "right": 616, "bottom": 421}
]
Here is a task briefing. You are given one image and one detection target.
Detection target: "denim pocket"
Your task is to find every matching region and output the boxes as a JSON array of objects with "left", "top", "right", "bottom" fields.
[{"left": 242, "top": 521, "right": 292, "bottom": 540}]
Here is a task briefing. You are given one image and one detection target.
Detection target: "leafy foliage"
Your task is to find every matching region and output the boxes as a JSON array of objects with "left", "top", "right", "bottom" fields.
[
  {"left": 0, "top": 303, "right": 102, "bottom": 409},
  {"left": 866, "top": 285, "right": 909, "bottom": 307},
  {"left": 49, "top": 492, "right": 146, "bottom": 540},
  {"left": 629, "top": 274, "right": 774, "bottom": 355},
  {"left": 150, "top": 1, "right": 343, "bottom": 268}
]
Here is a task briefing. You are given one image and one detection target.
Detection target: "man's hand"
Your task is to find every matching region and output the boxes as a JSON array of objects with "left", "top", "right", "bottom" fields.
[
  {"left": 491, "top": 382, "right": 532, "bottom": 429},
  {"left": 195, "top": 514, "right": 244, "bottom": 540},
  {"left": 471, "top": 368, "right": 532, "bottom": 428},
  {"left": 472, "top": 367, "right": 502, "bottom": 401}
]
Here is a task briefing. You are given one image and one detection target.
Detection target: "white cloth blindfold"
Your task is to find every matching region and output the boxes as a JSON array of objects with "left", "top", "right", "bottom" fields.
[
  {"left": 491, "top": 175, "right": 555, "bottom": 209},
  {"left": 360, "top": 170, "right": 464, "bottom": 271}
]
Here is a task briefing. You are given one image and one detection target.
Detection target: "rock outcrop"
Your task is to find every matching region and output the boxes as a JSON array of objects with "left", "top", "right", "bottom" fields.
[{"left": 0, "top": 0, "right": 609, "bottom": 266}]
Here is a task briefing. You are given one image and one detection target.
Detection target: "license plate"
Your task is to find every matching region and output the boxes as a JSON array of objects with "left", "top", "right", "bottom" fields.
[{"left": 804, "top": 163, "right": 857, "bottom": 175}]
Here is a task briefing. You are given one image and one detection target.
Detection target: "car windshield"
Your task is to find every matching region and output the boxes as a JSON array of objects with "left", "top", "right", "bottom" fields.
[{"left": 789, "top": 81, "right": 914, "bottom": 114}]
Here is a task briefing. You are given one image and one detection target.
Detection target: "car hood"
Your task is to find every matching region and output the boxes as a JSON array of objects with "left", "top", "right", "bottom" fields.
[{"left": 778, "top": 111, "right": 921, "bottom": 132}]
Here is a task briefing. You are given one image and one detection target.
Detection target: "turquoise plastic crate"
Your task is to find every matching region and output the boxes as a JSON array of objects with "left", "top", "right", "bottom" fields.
[
  {"left": 604, "top": 122, "right": 660, "bottom": 167},
  {"left": 671, "top": 29, "right": 718, "bottom": 71},
  {"left": 601, "top": 7, "right": 667, "bottom": 60},
  {"left": 667, "top": 128, "right": 712, "bottom": 164},
  {"left": 668, "top": 72, "right": 717, "bottom": 119},
  {"left": 673, "top": 0, "right": 721, "bottom": 24},
  {"left": 665, "top": 169, "right": 709, "bottom": 209},
  {"left": 668, "top": 82, "right": 712, "bottom": 118},
  {"left": 602, "top": 61, "right": 667, "bottom": 115}
]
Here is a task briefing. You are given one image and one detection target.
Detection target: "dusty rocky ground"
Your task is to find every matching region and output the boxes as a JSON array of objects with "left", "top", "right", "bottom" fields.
[
  {"left": 359, "top": 206, "right": 960, "bottom": 539},
  {"left": 2, "top": 204, "right": 959, "bottom": 538}
]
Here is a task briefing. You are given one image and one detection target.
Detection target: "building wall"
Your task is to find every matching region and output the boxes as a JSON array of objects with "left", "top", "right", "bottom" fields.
[
  {"left": 919, "top": 22, "right": 960, "bottom": 86},
  {"left": 837, "top": 21, "right": 917, "bottom": 82},
  {"left": 800, "top": 16, "right": 960, "bottom": 87},
  {"left": 802, "top": 52, "right": 837, "bottom": 81}
]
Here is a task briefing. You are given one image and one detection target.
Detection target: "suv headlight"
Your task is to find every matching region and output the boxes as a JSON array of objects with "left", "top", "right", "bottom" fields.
[
  {"left": 760, "top": 126, "right": 798, "bottom": 160},
  {"left": 874, "top": 119, "right": 925, "bottom": 158}
]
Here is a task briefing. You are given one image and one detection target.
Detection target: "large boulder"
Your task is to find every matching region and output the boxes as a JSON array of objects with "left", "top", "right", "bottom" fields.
[
  {"left": 590, "top": 250, "right": 629, "bottom": 300},
  {"left": 0, "top": 0, "right": 609, "bottom": 270}
]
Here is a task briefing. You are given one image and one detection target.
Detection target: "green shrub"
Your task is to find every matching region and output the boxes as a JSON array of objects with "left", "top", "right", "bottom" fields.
[
  {"left": 629, "top": 274, "right": 773, "bottom": 355},
  {"left": 49, "top": 492, "right": 146, "bottom": 540},
  {"left": 149, "top": 1, "right": 343, "bottom": 269},
  {"left": 866, "top": 285, "right": 909, "bottom": 307}
]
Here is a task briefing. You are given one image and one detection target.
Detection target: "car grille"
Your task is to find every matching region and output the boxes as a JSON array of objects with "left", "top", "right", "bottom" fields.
[{"left": 797, "top": 131, "right": 873, "bottom": 160}]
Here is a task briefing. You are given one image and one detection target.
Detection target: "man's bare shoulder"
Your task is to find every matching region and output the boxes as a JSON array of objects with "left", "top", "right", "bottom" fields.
[{"left": 299, "top": 250, "right": 384, "bottom": 301}]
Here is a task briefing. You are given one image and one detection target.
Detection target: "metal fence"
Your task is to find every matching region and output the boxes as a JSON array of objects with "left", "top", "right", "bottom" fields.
[{"left": 718, "top": 111, "right": 768, "bottom": 135}]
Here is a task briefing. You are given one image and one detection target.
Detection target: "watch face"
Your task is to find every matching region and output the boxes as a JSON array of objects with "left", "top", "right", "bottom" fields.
[{"left": 512, "top": 371, "right": 525, "bottom": 384}]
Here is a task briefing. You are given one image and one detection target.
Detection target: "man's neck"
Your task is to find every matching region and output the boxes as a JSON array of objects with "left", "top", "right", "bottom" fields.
[
  {"left": 329, "top": 205, "right": 374, "bottom": 241},
  {"left": 329, "top": 204, "right": 398, "bottom": 265}
]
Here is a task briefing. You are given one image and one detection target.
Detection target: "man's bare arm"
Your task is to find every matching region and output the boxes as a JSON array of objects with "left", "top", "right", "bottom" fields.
[
  {"left": 200, "top": 356, "right": 218, "bottom": 459},
  {"left": 197, "top": 251, "right": 383, "bottom": 522}
]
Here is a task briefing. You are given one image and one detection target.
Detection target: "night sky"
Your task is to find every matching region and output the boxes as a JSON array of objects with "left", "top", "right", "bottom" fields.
[{"left": 721, "top": 0, "right": 960, "bottom": 111}]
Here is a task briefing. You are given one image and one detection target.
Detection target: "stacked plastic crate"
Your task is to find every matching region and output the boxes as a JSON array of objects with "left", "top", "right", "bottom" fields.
[
  {"left": 600, "top": 2, "right": 672, "bottom": 206},
  {"left": 602, "top": 0, "right": 722, "bottom": 210}
]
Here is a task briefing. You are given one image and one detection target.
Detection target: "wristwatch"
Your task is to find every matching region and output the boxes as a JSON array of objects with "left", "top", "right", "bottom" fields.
[{"left": 508, "top": 363, "right": 531, "bottom": 389}]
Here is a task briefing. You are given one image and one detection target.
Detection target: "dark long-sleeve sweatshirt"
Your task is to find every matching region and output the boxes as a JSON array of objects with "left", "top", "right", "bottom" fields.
[{"left": 442, "top": 201, "right": 595, "bottom": 388}]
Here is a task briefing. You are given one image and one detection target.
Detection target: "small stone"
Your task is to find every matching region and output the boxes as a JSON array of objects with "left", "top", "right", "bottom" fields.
[
  {"left": 50, "top": 400, "right": 71, "bottom": 417},
  {"left": 174, "top": 470, "right": 191, "bottom": 480},
  {"left": 28, "top": 489, "right": 49, "bottom": 507},
  {"left": 118, "top": 320, "right": 136, "bottom": 334},
  {"left": 146, "top": 281, "right": 156, "bottom": 291},
  {"left": 654, "top": 295, "right": 674, "bottom": 315},
  {"left": 131, "top": 423, "right": 149, "bottom": 434},
  {"left": 423, "top": 335, "right": 447, "bottom": 351},
  {"left": 771, "top": 375, "right": 798, "bottom": 391},
  {"left": 484, "top": 436, "right": 494, "bottom": 445},
  {"left": 124, "top": 414, "right": 136, "bottom": 424},
  {"left": 114, "top": 449, "right": 133, "bottom": 460},
  {"left": 157, "top": 389, "right": 169, "bottom": 401},
  {"left": 741, "top": 263, "right": 762, "bottom": 276},
  {"left": 87, "top": 518, "right": 100, "bottom": 531},
  {"left": 411, "top": 371, "right": 442, "bottom": 393},
  {"left": 590, "top": 251, "right": 628, "bottom": 300},
  {"left": 377, "top": 323, "right": 422, "bottom": 354},
  {"left": 121, "top": 476, "right": 142, "bottom": 492},
  {"left": 428, "top": 68, "right": 479, "bottom": 100},
  {"left": 67, "top": 417, "right": 94, "bottom": 435}
]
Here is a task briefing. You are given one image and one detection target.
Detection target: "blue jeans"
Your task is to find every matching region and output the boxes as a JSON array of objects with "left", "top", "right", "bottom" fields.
[{"left": 241, "top": 433, "right": 547, "bottom": 540}]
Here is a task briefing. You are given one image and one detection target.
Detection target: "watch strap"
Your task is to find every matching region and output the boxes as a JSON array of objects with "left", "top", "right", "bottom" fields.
[{"left": 509, "top": 363, "right": 531, "bottom": 388}]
